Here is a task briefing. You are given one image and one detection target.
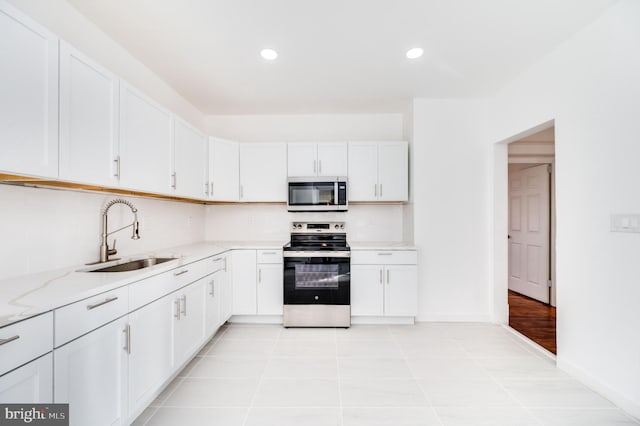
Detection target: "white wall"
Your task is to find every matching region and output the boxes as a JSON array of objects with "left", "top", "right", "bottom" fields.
[
  {"left": 7, "top": 0, "right": 204, "bottom": 129},
  {"left": 411, "top": 99, "right": 491, "bottom": 322},
  {"left": 205, "top": 204, "right": 404, "bottom": 243},
  {"left": 486, "top": 0, "right": 640, "bottom": 417},
  {"left": 0, "top": 184, "right": 206, "bottom": 281},
  {"left": 206, "top": 114, "right": 404, "bottom": 142}
]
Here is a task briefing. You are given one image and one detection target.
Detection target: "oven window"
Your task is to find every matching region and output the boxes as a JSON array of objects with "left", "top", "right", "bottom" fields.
[{"left": 294, "top": 264, "right": 339, "bottom": 289}]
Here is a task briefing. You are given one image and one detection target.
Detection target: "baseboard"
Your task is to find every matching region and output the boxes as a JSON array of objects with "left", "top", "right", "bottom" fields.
[
  {"left": 417, "top": 313, "right": 493, "bottom": 322},
  {"left": 351, "top": 316, "right": 414, "bottom": 325},
  {"left": 229, "top": 314, "right": 283, "bottom": 324},
  {"left": 556, "top": 356, "right": 640, "bottom": 421}
]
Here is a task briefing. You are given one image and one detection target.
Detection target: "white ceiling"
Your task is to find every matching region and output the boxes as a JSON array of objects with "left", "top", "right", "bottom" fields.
[{"left": 67, "top": 0, "right": 617, "bottom": 115}]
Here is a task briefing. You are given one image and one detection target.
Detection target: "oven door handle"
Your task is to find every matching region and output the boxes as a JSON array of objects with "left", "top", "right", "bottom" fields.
[{"left": 283, "top": 251, "right": 351, "bottom": 258}]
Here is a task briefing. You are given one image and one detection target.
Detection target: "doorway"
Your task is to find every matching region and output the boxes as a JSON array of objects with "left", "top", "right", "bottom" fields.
[{"left": 506, "top": 126, "right": 557, "bottom": 354}]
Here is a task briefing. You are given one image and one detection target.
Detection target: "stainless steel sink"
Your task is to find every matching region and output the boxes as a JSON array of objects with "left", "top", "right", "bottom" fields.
[{"left": 84, "top": 257, "right": 178, "bottom": 273}]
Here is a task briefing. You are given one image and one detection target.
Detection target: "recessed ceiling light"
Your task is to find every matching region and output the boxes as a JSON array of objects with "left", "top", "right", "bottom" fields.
[
  {"left": 260, "top": 48, "right": 278, "bottom": 60},
  {"left": 406, "top": 47, "right": 424, "bottom": 59}
]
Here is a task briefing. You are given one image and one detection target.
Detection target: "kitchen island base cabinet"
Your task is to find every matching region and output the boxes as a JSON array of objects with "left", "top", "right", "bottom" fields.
[
  {"left": 53, "top": 317, "right": 128, "bottom": 426},
  {"left": 0, "top": 354, "right": 52, "bottom": 403}
]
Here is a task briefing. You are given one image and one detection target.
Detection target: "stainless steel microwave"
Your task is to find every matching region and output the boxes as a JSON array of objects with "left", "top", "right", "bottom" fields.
[{"left": 287, "top": 177, "right": 348, "bottom": 212}]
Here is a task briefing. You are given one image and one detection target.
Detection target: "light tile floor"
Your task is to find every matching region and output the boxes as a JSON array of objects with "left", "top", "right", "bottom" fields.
[{"left": 133, "top": 323, "right": 639, "bottom": 426}]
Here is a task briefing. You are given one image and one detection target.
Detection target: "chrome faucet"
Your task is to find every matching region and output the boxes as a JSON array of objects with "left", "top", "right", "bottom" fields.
[{"left": 100, "top": 199, "right": 140, "bottom": 263}]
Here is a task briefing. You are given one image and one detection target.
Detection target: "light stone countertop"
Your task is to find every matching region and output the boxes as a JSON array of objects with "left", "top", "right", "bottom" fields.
[{"left": 0, "top": 240, "right": 286, "bottom": 329}]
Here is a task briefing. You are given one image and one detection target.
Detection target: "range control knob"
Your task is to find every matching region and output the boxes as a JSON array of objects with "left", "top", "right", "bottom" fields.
[
  {"left": 334, "top": 224, "right": 339, "bottom": 229},
  {"left": 340, "top": 224, "right": 345, "bottom": 229}
]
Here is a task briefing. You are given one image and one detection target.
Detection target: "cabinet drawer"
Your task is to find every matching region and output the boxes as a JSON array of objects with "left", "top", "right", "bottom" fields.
[
  {"left": 257, "top": 249, "right": 283, "bottom": 264},
  {"left": 0, "top": 312, "right": 53, "bottom": 376},
  {"left": 171, "top": 257, "right": 211, "bottom": 288},
  {"left": 129, "top": 272, "right": 175, "bottom": 311},
  {"left": 207, "top": 254, "right": 228, "bottom": 274},
  {"left": 351, "top": 250, "right": 417, "bottom": 265},
  {"left": 54, "top": 287, "right": 128, "bottom": 347}
]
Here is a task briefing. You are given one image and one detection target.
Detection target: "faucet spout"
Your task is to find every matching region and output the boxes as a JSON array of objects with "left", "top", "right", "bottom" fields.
[{"left": 99, "top": 199, "right": 141, "bottom": 263}]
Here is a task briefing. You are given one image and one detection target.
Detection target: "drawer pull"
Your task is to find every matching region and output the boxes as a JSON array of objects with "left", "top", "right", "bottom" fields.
[
  {"left": 377, "top": 253, "right": 393, "bottom": 256},
  {"left": 123, "top": 324, "right": 131, "bottom": 354},
  {"left": 212, "top": 257, "right": 223, "bottom": 262},
  {"left": 174, "top": 269, "right": 189, "bottom": 276},
  {"left": 87, "top": 296, "right": 118, "bottom": 310},
  {"left": 0, "top": 335, "right": 20, "bottom": 346},
  {"left": 261, "top": 251, "right": 277, "bottom": 255},
  {"left": 181, "top": 295, "right": 187, "bottom": 316}
]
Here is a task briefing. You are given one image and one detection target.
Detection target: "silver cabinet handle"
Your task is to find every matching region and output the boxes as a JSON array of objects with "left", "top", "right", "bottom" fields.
[
  {"left": 210, "top": 181, "right": 214, "bottom": 197},
  {"left": 374, "top": 184, "right": 378, "bottom": 197},
  {"left": 224, "top": 257, "right": 228, "bottom": 271},
  {"left": 377, "top": 252, "right": 393, "bottom": 256},
  {"left": 313, "top": 160, "right": 317, "bottom": 174},
  {"left": 123, "top": 324, "right": 131, "bottom": 354},
  {"left": 212, "top": 257, "right": 223, "bottom": 262},
  {"left": 205, "top": 182, "right": 209, "bottom": 196},
  {"left": 318, "top": 160, "right": 322, "bottom": 174},
  {"left": 379, "top": 269, "right": 383, "bottom": 284},
  {"left": 240, "top": 185, "right": 244, "bottom": 199},
  {"left": 387, "top": 269, "right": 390, "bottom": 284},
  {"left": 262, "top": 251, "right": 277, "bottom": 255},
  {"left": 174, "top": 269, "right": 189, "bottom": 276},
  {"left": 171, "top": 172, "right": 177, "bottom": 189},
  {"left": 209, "top": 280, "right": 215, "bottom": 297},
  {"left": 258, "top": 268, "right": 262, "bottom": 283},
  {"left": 113, "top": 156, "right": 121, "bottom": 178},
  {"left": 174, "top": 298, "right": 181, "bottom": 320},
  {"left": 87, "top": 296, "right": 118, "bottom": 310},
  {"left": 379, "top": 183, "right": 383, "bottom": 197},
  {"left": 181, "top": 295, "right": 187, "bottom": 316},
  {"left": 0, "top": 335, "right": 20, "bottom": 346}
]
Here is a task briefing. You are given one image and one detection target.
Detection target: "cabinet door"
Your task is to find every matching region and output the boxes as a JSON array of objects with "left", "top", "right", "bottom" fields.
[
  {"left": 209, "top": 138, "right": 239, "bottom": 201},
  {"left": 257, "top": 264, "right": 283, "bottom": 315},
  {"left": 317, "top": 142, "right": 348, "bottom": 177},
  {"left": 204, "top": 271, "right": 222, "bottom": 337},
  {"left": 220, "top": 262, "right": 233, "bottom": 323},
  {"left": 0, "top": 354, "right": 52, "bottom": 403},
  {"left": 119, "top": 83, "right": 172, "bottom": 194},
  {"left": 239, "top": 142, "right": 287, "bottom": 201},
  {"left": 378, "top": 142, "right": 408, "bottom": 202},
  {"left": 173, "top": 280, "right": 206, "bottom": 368},
  {"left": 173, "top": 119, "right": 207, "bottom": 199},
  {"left": 128, "top": 296, "right": 173, "bottom": 421},
  {"left": 59, "top": 42, "right": 119, "bottom": 187},
  {"left": 350, "top": 265, "right": 384, "bottom": 316},
  {"left": 384, "top": 265, "right": 417, "bottom": 316},
  {"left": 348, "top": 143, "right": 378, "bottom": 201},
  {"left": 54, "top": 317, "right": 128, "bottom": 426},
  {"left": 287, "top": 143, "right": 316, "bottom": 177},
  {"left": 0, "top": 3, "right": 58, "bottom": 178},
  {"left": 231, "top": 250, "right": 257, "bottom": 315}
]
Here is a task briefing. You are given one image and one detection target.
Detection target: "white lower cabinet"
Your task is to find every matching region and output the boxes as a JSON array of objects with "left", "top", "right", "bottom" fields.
[
  {"left": 0, "top": 354, "right": 52, "bottom": 403},
  {"left": 351, "top": 250, "right": 418, "bottom": 318},
  {"left": 172, "top": 280, "right": 206, "bottom": 368},
  {"left": 232, "top": 250, "right": 257, "bottom": 315},
  {"left": 232, "top": 249, "right": 283, "bottom": 316},
  {"left": 53, "top": 316, "right": 128, "bottom": 426},
  {"left": 257, "top": 263, "right": 283, "bottom": 315},
  {"left": 127, "top": 295, "right": 174, "bottom": 422}
]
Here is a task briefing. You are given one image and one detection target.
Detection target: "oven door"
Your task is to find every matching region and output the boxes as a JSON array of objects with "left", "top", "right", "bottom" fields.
[{"left": 283, "top": 253, "right": 350, "bottom": 305}]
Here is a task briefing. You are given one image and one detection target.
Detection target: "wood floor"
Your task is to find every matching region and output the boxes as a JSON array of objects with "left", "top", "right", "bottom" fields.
[{"left": 508, "top": 290, "right": 557, "bottom": 354}]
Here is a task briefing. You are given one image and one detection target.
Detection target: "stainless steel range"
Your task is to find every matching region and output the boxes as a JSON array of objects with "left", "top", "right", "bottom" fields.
[{"left": 282, "top": 221, "right": 350, "bottom": 327}]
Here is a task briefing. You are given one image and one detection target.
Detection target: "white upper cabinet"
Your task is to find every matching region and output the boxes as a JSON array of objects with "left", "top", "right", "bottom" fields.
[
  {"left": 0, "top": 2, "right": 58, "bottom": 178},
  {"left": 59, "top": 42, "right": 119, "bottom": 187},
  {"left": 239, "top": 142, "right": 287, "bottom": 202},
  {"left": 348, "top": 141, "right": 408, "bottom": 202},
  {"left": 287, "top": 142, "right": 347, "bottom": 177},
  {"left": 172, "top": 119, "right": 207, "bottom": 199},
  {"left": 208, "top": 137, "right": 240, "bottom": 201},
  {"left": 119, "top": 82, "right": 173, "bottom": 194}
]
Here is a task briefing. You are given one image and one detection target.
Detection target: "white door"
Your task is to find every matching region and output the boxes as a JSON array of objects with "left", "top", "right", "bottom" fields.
[
  {"left": 0, "top": 354, "right": 52, "bottom": 403},
  {"left": 287, "top": 143, "right": 317, "bottom": 177},
  {"left": 350, "top": 265, "right": 384, "bottom": 316},
  {"left": 209, "top": 138, "right": 240, "bottom": 201},
  {"left": 119, "top": 83, "right": 172, "bottom": 194},
  {"left": 257, "top": 264, "right": 283, "bottom": 315},
  {"left": 231, "top": 250, "right": 257, "bottom": 315},
  {"left": 348, "top": 142, "right": 378, "bottom": 201},
  {"left": 59, "top": 42, "right": 119, "bottom": 187},
  {"left": 239, "top": 142, "right": 287, "bottom": 201},
  {"left": 378, "top": 142, "right": 409, "bottom": 202},
  {"left": 0, "top": 3, "right": 58, "bottom": 178},
  {"left": 384, "top": 265, "right": 418, "bottom": 316},
  {"left": 508, "top": 164, "right": 550, "bottom": 303},
  {"left": 173, "top": 280, "right": 206, "bottom": 368},
  {"left": 173, "top": 119, "right": 207, "bottom": 199},
  {"left": 128, "top": 296, "right": 173, "bottom": 421},
  {"left": 317, "top": 142, "right": 348, "bottom": 177},
  {"left": 54, "top": 317, "right": 128, "bottom": 426}
]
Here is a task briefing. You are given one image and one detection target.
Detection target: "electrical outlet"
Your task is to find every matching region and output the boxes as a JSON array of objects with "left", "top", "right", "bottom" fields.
[{"left": 610, "top": 214, "right": 640, "bottom": 233}]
